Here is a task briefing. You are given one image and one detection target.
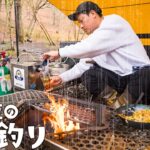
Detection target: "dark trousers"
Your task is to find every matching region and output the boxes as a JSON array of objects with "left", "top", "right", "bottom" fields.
[{"left": 81, "top": 65, "right": 150, "bottom": 104}]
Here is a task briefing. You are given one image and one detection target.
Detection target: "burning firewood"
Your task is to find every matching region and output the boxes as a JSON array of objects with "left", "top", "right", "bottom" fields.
[{"left": 42, "top": 93, "right": 80, "bottom": 138}]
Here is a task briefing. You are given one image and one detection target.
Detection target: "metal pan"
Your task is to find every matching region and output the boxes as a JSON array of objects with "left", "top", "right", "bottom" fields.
[{"left": 116, "top": 104, "right": 150, "bottom": 129}]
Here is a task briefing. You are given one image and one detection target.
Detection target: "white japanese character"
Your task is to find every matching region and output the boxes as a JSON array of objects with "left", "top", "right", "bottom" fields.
[
  {"left": 0, "top": 122, "right": 8, "bottom": 148},
  {"left": 28, "top": 126, "right": 45, "bottom": 149},
  {"left": 8, "top": 123, "right": 23, "bottom": 148},
  {"left": 4, "top": 105, "right": 18, "bottom": 119}
]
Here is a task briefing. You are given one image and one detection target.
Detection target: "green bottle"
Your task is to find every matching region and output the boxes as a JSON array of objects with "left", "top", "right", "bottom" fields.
[{"left": 0, "top": 66, "right": 13, "bottom": 96}]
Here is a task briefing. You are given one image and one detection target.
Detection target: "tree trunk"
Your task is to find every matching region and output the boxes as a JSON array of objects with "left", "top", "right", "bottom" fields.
[
  {"left": 8, "top": 0, "right": 13, "bottom": 48},
  {"left": 17, "top": 0, "right": 24, "bottom": 43}
]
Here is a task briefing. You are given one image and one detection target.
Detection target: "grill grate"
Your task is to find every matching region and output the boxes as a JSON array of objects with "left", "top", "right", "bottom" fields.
[
  {"left": 58, "top": 129, "right": 150, "bottom": 150},
  {"left": 0, "top": 90, "right": 48, "bottom": 107},
  {"left": 44, "top": 111, "right": 150, "bottom": 150},
  {"left": 10, "top": 92, "right": 107, "bottom": 128}
]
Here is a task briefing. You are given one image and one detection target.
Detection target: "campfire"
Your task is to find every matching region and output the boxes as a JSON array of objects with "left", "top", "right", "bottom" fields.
[
  {"left": 2, "top": 90, "right": 150, "bottom": 150},
  {"left": 42, "top": 94, "right": 80, "bottom": 136},
  {"left": 3, "top": 90, "right": 108, "bottom": 149}
]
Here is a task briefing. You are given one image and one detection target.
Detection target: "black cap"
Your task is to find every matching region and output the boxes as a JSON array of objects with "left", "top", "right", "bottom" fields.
[{"left": 68, "top": 1, "right": 102, "bottom": 21}]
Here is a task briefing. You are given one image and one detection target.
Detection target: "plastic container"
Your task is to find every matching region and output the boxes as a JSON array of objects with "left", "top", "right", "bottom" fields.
[{"left": 0, "top": 66, "right": 13, "bottom": 96}]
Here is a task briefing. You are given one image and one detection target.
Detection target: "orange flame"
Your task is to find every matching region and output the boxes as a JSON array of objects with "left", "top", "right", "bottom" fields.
[{"left": 42, "top": 94, "right": 80, "bottom": 136}]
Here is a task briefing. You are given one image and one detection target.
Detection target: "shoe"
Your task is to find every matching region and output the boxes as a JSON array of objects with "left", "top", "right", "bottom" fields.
[{"left": 103, "top": 90, "right": 128, "bottom": 109}]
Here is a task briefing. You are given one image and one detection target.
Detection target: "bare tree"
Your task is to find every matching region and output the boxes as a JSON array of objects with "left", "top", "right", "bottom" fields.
[
  {"left": 3, "top": 0, "right": 14, "bottom": 47},
  {"left": 25, "top": 0, "right": 55, "bottom": 45},
  {"left": 0, "top": 0, "right": 24, "bottom": 45},
  {"left": 0, "top": 0, "right": 2, "bottom": 11}
]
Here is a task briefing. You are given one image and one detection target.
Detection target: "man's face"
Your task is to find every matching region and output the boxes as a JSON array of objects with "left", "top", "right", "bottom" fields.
[{"left": 77, "top": 11, "right": 98, "bottom": 34}]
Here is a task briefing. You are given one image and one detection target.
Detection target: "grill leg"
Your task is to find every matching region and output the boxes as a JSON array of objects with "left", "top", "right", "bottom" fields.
[{"left": 96, "top": 104, "right": 106, "bottom": 126}]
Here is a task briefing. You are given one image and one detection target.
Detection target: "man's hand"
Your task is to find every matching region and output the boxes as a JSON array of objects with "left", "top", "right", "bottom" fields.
[
  {"left": 50, "top": 76, "right": 62, "bottom": 88},
  {"left": 42, "top": 51, "right": 60, "bottom": 61}
]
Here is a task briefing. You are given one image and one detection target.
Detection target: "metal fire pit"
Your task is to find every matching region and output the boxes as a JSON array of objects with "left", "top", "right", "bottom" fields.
[
  {"left": 10, "top": 101, "right": 108, "bottom": 150},
  {"left": 1, "top": 90, "right": 150, "bottom": 150},
  {"left": 45, "top": 109, "right": 150, "bottom": 150},
  {"left": 2, "top": 90, "right": 109, "bottom": 150}
]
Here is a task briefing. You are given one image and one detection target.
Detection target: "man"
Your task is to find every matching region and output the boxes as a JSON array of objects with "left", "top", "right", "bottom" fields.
[{"left": 43, "top": 1, "right": 150, "bottom": 103}]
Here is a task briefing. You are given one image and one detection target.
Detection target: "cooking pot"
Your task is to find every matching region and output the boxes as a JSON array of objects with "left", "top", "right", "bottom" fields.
[{"left": 49, "top": 62, "right": 69, "bottom": 76}]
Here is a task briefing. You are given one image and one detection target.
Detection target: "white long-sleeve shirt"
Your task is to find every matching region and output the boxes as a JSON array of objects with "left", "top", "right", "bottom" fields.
[{"left": 59, "top": 14, "right": 150, "bottom": 82}]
